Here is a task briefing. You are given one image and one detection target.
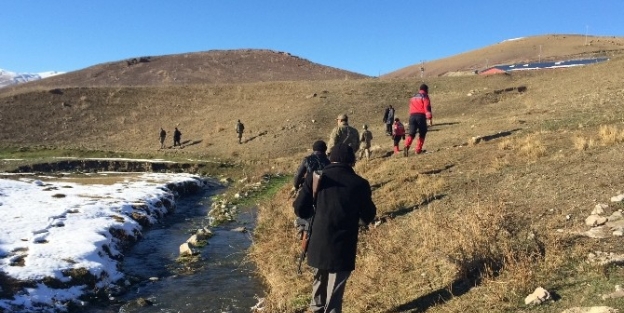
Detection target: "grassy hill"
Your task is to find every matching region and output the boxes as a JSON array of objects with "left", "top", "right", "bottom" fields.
[
  {"left": 2, "top": 34, "right": 624, "bottom": 312},
  {"left": 384, "top": 34, "right": 624, "bottom": 78}
]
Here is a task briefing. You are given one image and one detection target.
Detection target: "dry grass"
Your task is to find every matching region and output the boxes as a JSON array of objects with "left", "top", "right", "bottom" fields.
[{"left": 3, "top": 35, "right": 624, "bottom": 312}]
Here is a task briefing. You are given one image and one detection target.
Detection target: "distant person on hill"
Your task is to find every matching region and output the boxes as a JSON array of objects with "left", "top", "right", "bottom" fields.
[
  {"left": 159, "top": 128, "right": 167, "bottom": 149},
  {"left": 173, "top": 127, "right": 182, "bottom": 147},
  {"left": 358, "top": 124, "right": 373, "bottom": 161},
  {"left": 328, "top": 114, "right": 360, "bottom": 154},
  {"left": 404, "top": 84, "right": 432, "bottom": 156},
  {"left": 382, "top": 105, "right": 395, "bottom": 135},
  {"left": 293, "top": 143, "right": 377, "bottom": 313},
  {"left": 392, "top": 118, "right": 406, "bottom": 154},
  {"left": 236, "top": 120, "right": 245, "bottom": 144}
]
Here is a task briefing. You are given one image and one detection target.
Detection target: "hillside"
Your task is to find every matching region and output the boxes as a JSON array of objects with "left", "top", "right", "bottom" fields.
[
  {"left": 2, "top": 34, "right": 624, "bottom": 312},
  {"left": 383, "top": 34, "right": 624, "bottom": 78},
  {"left": 1, "top": 49, "right": 368, "bottom": 90}
]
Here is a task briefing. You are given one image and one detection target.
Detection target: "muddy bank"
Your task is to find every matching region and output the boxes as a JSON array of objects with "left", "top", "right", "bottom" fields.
[{"left": 7, "top": 158, "right": 233, "bottom": 174}]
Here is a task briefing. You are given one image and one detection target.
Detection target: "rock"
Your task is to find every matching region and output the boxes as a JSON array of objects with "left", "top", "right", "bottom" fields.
[
  {"left": 602, "top": 284, "right": 624, "bottom": 300},
  {"left": 195, "top": 228, "right": 213, "bottom": 240},
  {"left": 592, "top": 203, "right": 608, "bottom": 215},
  {"left": 610, "top": 193, "right": 624, "bottom": 202},
  {"left": 524, "top": 287, "right": 551, "bottom": 305},
  {"left": 179, "top": 242, "right": 197, "bottom": 256},
  {"left": 232, "top": 226, "right": 247, "bottom": 233},
  {"left": 561, "top": 306, "right": 619, "bottom": 313},
  {"left": 186, "top": 234, "right": 200, "bottom": 245},
  {"left": 608, "top": 211, "right": 623, "bottom": 222},
  {"left": 585, "top": 215, "right": 608, "bottom": 227}
]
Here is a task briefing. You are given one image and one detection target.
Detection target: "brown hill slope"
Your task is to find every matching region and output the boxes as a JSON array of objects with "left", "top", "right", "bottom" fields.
[
  {"left": 3, "top": 49, "right": 368, "bottom": 90},
  {"left": 383, "top": 34, "right": 624, "bottom": 78},
  {"left": 2, "top": 36, "right": 624, "bottom": 312}
]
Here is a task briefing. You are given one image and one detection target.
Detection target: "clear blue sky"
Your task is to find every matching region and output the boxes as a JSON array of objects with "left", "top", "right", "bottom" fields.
[{"left": 2, "top": 1, "right": 623, "bottom": 77}]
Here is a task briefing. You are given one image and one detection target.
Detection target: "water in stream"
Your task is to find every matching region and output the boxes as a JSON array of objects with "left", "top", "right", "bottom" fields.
[{"left": 85, "top": 189, "right": 265, "bottom": 313}]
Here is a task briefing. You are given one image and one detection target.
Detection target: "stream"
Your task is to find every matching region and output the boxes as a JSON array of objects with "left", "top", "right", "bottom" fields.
[{"left": 85, "top": 188, "right": 265, "bottom": 313}]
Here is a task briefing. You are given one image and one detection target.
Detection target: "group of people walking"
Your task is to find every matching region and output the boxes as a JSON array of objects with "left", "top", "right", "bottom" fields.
[
  {"left": 159, "top": 127, "right": 182, "bottom": 149},
  {"left": 292, "top": 83, "right": 433, "bottom": 313},
  {"left": 158, "top": 120, "right": 246, "bottom": 149}
]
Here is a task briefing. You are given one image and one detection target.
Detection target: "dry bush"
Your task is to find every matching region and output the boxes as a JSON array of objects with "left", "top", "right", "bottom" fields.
[
  {"left": 573, "top": 135, "right": 592, "bottom": 151},
  {"left": 598, "top": 125, "right": 624, "bottom": 145},
  {"left": 497, "top": 138, "right": 514, "bottom": 150},
  {"left": 344, "top": 201, "right": 545, "bottom": 312},
  {"left": 518, "top": 134, "right": 547, "bottom": 161}
]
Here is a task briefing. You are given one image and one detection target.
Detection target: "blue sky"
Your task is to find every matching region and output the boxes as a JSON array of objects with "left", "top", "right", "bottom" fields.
[{"left": 2, "top": 1, "right": 623, "bottom": 77}]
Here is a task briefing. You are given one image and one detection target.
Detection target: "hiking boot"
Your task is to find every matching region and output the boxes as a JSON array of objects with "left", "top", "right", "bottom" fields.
[{"left": 416, "top": 149, "right": 422, "bottom": 154}]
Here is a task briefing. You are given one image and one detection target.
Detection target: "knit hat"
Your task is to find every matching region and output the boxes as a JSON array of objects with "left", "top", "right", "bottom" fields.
[
  {"left": 329, "top": 144, "right": 355, "bottom": 164},
  {"left": 419, "top": 84, "right": 429, "bottom": 93},
  {"left": 312, "top": 140, "right": 327, "bottom": 152}
]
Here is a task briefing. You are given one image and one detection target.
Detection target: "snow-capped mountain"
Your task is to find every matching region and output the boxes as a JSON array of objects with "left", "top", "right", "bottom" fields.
[{"left": 0, "top": 68, "right": 64, "bottom": 88}]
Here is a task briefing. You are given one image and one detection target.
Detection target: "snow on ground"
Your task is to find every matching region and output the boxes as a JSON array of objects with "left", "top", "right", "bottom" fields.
[{"left": 0, "top": 173, "right": 213, "bottom": 312}]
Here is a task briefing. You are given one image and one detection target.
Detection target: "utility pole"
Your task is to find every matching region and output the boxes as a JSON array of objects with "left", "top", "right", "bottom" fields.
[
  {"left": 585, "top": 25, "right": 589, "bottom": 45},
  {"left": 539, "top": 45, "right": 542, "bottom": 62}
]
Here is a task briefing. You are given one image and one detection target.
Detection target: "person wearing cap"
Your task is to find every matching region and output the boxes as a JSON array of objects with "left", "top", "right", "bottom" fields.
[
  {"left": 293, "top": 140, "right": 330, "bottom": 190},
  {"left": 292, "top": 140, "right": 331, "bottom": 240},
  {"left": 358, "top": 124, "right": 373, "bottom": 161},
  {"left": 328, "top": 114, "right": 360, "bottom": 154},
  {"left": 404, "top": 83, "right": 433, "bottom": 156},
  {"left": 293, "top": 144, "right": 377, "bottom": 313}
]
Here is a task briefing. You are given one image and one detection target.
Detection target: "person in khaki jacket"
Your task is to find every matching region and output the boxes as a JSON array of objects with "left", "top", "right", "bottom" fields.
[
  {"left": 327, "top": 114, "right": 360, "bottom": 154},
  {"left": 358, "top": 124, "right": 373, "bottom": 161}
]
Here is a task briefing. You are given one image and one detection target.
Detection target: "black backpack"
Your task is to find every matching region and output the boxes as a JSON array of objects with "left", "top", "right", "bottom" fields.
[{"left": 305, "top": 154, "right": 329, "bottom": 175}]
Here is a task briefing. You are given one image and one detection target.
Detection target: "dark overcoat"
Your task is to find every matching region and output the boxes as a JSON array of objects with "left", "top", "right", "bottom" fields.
[{"left": 293, "top": 163, "right": 376, "bottom": 271}]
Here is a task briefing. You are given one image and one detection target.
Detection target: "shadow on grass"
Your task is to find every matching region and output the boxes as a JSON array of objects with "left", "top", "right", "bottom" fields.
[
  {"left": 383, "top": 194, "right": 446, "bottom": 219},
  {"left": 387, "top": 258, "right": 504, "bottom": 313},
  {"left": 477, "top": 128, "right": 522, "bottom": 143},
  {"left": 243, "top": 131, "right": 268, "bottom": 144},
  {"left": 420, "top": 164, "right": 454, "bottom": 175}
]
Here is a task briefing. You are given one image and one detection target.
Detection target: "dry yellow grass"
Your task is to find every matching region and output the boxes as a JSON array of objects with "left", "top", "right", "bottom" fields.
[{"left": 3, "top": 35, "right": 624, "bottom": 312}]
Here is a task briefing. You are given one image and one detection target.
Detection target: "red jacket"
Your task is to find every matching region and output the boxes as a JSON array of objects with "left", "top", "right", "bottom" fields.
[
  {"left": 409, "top": 90, "right": 432, "bottom": 119},
  {"left": 392, "top": 121, "right": 405, "bottom": 136}
]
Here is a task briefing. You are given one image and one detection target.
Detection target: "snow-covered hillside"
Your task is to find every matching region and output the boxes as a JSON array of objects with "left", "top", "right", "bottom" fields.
[{"left": 0, "top": 68, "right": 63, "bottom": 88}]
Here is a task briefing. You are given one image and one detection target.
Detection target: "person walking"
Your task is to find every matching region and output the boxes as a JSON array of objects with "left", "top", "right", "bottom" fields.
[
  {"left": 293, "top": 143, "right": 377, "bottom": 313},
  {"left": 292, "top": 140, "right": 331, "bottom": 239},
  {"left": 293, "top": 140, "right": 331, "bottom": 191},
  {"left": 358, "top": 124, "right": 373, "bottom": 161},
  {"left": 404, "top": 84, "right": 432, "bottom": 156},
  {"left": 159, "top": 128, "right": 167, "bottom": 149},
  {"left": 392, "top": 118, "right": 406, "bottom": 154},
  {"left": 173, "top": 127, "right": 182, "bottom": 147},
  {"left": 236, "top": 120, "right": 245, "bottom": 144},
  {"left": 382, "top": 105, "right": 395, "bottom": 135},
  {"left": 328, "top": 114, "right": 360, "bottom": 154}
]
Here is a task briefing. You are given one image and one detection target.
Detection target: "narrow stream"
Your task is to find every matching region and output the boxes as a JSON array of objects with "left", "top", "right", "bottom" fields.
[{"left": 86, "top": 188, "right": 265, "bottom": 313}]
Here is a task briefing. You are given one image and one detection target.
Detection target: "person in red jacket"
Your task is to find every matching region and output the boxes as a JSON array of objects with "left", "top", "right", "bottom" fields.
[
  {"left": 404, "top": 84, "right": 432, "bottom": 156},
  {"left": 391, "top": 118, "right": 405, "bottom": 154}
]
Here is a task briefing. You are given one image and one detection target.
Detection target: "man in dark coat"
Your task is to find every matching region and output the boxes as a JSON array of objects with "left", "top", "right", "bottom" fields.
[
  {"left": 173, "top": 127, "right": 182, "bottom": 147},
  {"left": 159, "top": 128, "right": 167, "bottom": 149},
  {"left": 292, "top": 140, "right": 331, "bottom": 239},
  {"left": 293, "top": 143, "right": 377, "bottom": 313},
  {"left": 293, "top": 140, "right": 330, "bottom": 190},
  {"left": 382, "top": 105, "right": 395, "bottom": 135}
]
